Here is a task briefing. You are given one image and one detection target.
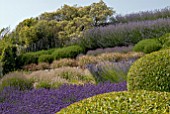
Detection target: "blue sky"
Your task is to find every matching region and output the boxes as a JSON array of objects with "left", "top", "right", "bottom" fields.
[{"left": 1, "top": 0, "right": 170, "bottom": 30}]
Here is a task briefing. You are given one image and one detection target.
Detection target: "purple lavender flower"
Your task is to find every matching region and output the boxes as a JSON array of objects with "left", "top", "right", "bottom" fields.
[{"left": 0, "top": 82, "right": 127, "bottom": 114}]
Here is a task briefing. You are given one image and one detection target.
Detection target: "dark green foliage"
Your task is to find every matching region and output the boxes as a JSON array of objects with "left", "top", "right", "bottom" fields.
[
  {"left": 133, "top": 38, "right": 162, "bottom": 53},
  {"left": 127, "top": 49, "right": 170, "bottom": 92},
  {"left": 1, "top": 46, "right": 17, "bottom": 75},
  {"left": 17, "top": 53, "right": 39, "bottom": 66},
  {"left": 38, "top": 55, "right": 53, "bottom": 63},
  {"left": 52, "top": 45, "right": 84, "bottom": 60},
  {"left": 17, "top": 45, "right": 84, "bottom": 66},
  {"left": 57, "top": 90, "right": 170, "bottom": 114},
  {"left": 0, "top": 73, "right": 33, "bottom": 91}
]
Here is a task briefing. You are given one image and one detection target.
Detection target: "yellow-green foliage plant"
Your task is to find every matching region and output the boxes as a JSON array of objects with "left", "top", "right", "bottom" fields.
[
  {"left": 127, "top": 49, "right": 170, "bottom": 92},
  {"left": 57, "top": 90, "right": 170, "bottom": 114}
]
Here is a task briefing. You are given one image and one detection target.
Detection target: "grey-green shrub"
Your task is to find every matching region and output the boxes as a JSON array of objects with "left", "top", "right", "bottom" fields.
[
  {"left": 133, "top": 38, "right": 162, "bottom": 53},
  {"left": 57, "top": 90, "right": 170, "bottom": 114},
  {"left": 0, "top": 72, "right": 33, "bottom": 91},
  {"left": 127, "top": 49, "right": 170, "bottom": 92}
]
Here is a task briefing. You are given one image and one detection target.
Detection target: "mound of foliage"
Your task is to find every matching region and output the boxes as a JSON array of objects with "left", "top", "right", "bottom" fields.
[
  {"left": 133, "top": 38, "right": 161, "bottom": 53},
  {"left": 58, "top": 90, "right": 170, "bottom": 113},
  {"left": 0, "top": 81, "right": 126, "bottom": 113},
  {"left": 128, "top": 49, "right": 170, "bottom": 92}
]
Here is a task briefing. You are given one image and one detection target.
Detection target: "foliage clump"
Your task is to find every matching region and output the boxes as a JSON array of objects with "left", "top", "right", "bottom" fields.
[
  {"left": 133, "top": 38, "right": 161, "bottom": 53},
  {"left": 57, "top": 90, "right": 170, "bottom": 114},
  {"left": 127, "top": 49, "right": 170, "bottom": 92}
]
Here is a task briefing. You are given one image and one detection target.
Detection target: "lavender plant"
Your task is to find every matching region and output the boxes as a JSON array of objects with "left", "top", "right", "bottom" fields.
[
  {"left": 111, "top": 7, "right": 170, "bottom": 23},
  {"left": 0, "top": 81, "right": 127, "bottom": 114},
  {"left": 81, "top": 18, "right": 170, "bottom": 50}
]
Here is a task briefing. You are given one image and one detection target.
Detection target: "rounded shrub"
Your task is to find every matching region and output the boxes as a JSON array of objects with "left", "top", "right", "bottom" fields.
[
  {"left": 57, "top": 90, "right": 170, "bottom": 114},
  {"left": 133, "top": 38, "right": 161, "bottom": 53},
  {"left": 0, "top": 72, "right": 34, "bottom": 91},
  {"left": 38, "top": 55, "right": 54, "bottom": 63},
  {"left": 127, "top": 49, "right": 170, "bottom": 92}
]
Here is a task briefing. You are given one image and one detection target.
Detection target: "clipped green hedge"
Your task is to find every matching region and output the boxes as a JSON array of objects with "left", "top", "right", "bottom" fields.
[
  {"left": 57, "top": 90, "right": 170, "bottom": 114},
  {"left": 38, "top": 55, "right": 54, "bottom": 63},
  {"left": 17, "top": 45, "right": 84, "bottom": 67},
  {"left": 133, "top": 38, "right": 161, "bottom": 53},
  {"left": 127, "top": 49, "right": 170, "bottom": 92},
  {"left": 52, "top": 45, "right": 84, "bottom": 60}
]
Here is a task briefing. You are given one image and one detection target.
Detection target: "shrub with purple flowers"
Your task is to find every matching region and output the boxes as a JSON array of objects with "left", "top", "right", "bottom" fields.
[
  {"left": 0, "top": 81, "right": 127, "bottom": 113},
  {"left": 81, "top": 18, "right": 170, "bottom": 50}
]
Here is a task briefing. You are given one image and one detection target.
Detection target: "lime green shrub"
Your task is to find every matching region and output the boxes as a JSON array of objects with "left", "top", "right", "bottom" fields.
[
  {"left": 0, "top": 72, "right": 33, "bottom": 91},
  {"left": 157, "top": 33, "right": 170, "bottom": 49},
  {"left": 127, "top": 49, "right": 170, "bottom": 92},
  {"left": 133, "top": 38, "right": 161, "bottom": 53},
  {"left": 57, "top": 90, "right": 170, "bottom": 114}
]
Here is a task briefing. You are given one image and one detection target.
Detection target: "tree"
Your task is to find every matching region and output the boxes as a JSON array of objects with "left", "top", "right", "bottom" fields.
[{"left": 89, "top": 0, "right": 115, "bottom": 26}]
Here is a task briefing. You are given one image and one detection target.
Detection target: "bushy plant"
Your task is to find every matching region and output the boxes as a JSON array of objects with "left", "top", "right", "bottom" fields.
[
  {"left": 50, "top": 59, "right": 78, "bottom": 69},
  {"left": 0, "top": 81, "right": 127, "bottom": 113},
  {"left": 38, "top": 55, "right": 53, "bottom": 63},
  {"left": 1, "top": 46, "right": 17, "bottom": 75},
  {"left": 133, "top": 38, "right": 162, "bottom": 53},
  {"left": 157, "top": 33, "right": 170, "bottom": 49},
  {"left": 0, "top": 72, "right": 33, "bottom": 91},
  {"left": 88, "top": 62, "right": 126, "bottom": 83},
  {"left": 52, "top": 45, "right": 84, "bottom": 60},
  {"left": 127, "top": 49, "right": 170, "bottom": 92},
  {"left": 57, "top": 90, "right": 170, "bottom": 114}
]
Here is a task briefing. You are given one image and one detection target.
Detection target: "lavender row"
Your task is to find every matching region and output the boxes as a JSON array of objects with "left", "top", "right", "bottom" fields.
[
  {"left": 111, "top": 7, "right": 170, "bottom": 24},
  {"left": 0, "top": 81, "right": 127, "bottom": 114},
  {"left": 81, "top": 18, "right": 170, "bottom": 50}
]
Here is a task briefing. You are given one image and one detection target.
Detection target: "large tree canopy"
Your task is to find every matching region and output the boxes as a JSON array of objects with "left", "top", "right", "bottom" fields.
[{"left": 10, "top": 0, "right": 115, "bottom": 51}]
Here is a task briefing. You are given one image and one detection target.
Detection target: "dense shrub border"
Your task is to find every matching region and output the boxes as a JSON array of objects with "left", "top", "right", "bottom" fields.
[
  {"left": 17, "top": 45, "right": 84, "bottom": 67},
  {"left": 57, "top": 90, "right": 170, "bottom": 113},
  {"left": 127, "top": 49, "right": 170, "bottom": 92}
]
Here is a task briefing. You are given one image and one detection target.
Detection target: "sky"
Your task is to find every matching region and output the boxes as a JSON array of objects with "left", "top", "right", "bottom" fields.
[{"left": 1, "top": 0, "right": 170, "bottom": 30}]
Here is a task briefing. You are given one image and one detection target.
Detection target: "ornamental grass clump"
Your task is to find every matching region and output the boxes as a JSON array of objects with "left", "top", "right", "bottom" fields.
[{"left": 0, "top": 72, "right": 34, "bottom": 91}]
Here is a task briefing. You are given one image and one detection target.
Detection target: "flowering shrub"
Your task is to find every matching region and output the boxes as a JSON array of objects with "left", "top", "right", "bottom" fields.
[
  {"left": 81, "top": 18, "right": 170, "bottom": 50},
  {"left": 0, "top": 81, "right": 127, "bottom": 113}
]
